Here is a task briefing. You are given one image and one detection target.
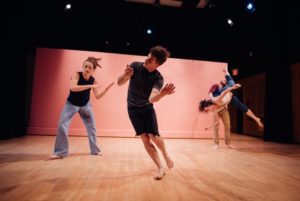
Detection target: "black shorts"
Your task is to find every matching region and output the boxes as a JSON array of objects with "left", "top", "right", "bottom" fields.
[{"left": 128, "top": 105, "right": 159, "bottom": 136}]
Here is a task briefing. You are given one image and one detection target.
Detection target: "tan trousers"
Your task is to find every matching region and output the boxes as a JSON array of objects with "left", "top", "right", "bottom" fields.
[{"left": 212, "top": 107, "right": 231, "bottom": 145}]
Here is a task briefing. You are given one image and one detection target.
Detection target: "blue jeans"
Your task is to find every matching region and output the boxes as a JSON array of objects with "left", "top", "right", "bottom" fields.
[
  {"left": 53, "top": 101, "right": 100, "bottom": 156},
  {"left": 217, "top": 75, "right": 248, "bottom": 113},
  {"left": 230, "top": 96, "right": 249, "bottom": 113}
]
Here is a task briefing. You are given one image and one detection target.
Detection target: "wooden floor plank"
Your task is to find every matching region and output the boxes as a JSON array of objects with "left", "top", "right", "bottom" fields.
[{"left": 0, "top": 134, "right": 299, "bottom": 201}]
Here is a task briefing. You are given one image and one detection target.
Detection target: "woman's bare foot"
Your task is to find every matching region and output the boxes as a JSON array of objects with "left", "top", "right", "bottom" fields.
[
  {"left": 256, "top": 118, "right": 264, "bottom": 128},
  {"left": 154, "top": 168, "right": 166, "bottom": 180},
  {"left": 166, "top": 157, "right": 174, "bottom": 169}
]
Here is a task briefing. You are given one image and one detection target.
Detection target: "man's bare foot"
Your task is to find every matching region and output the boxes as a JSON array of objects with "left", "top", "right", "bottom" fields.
[
  {"left": 166, "top": 157, "right": 174, "bottom": 169},
  {"left": 49, "top": 155, "right": 64, "bottom": 160},
  {"left": 154, "top": 168, "right": 166, "bottom": 180}
]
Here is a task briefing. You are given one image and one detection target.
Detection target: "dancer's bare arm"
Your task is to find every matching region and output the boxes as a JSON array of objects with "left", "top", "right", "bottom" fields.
[
  {"left": 117, "top": 65, "right": 133, "bottom": 86},
  {"left": 93, "top": 81, "right": 115, "bottom": 99},
  {"left": 149, "top": 83, "right": 175, "bottom": 103},
  {"left": 70, "top": 72, "right": 100, "bottom": 92},
  {"left": 214, "top": 84, "right": 241, "bottom": 103}
]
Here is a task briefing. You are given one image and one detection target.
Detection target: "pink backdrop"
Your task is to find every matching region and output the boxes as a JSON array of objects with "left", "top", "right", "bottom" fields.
[{"left": 27, "top": 48, "right": 227, "bottom": 138}]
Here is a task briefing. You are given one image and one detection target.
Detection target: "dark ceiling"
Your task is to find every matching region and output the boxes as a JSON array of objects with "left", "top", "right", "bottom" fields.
[{"left": 7, "top": 0, "right": 300, "bottom": 79}]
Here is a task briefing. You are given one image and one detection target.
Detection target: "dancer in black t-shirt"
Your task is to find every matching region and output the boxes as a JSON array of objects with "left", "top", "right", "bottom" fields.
[{"left": 117, "top": 46, "right": 175, "bottom": 180}]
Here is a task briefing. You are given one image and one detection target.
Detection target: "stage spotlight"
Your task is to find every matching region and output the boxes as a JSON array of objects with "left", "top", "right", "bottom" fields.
[
  {"left": 246, "top": 2, "right": 256, "bottom": 12},
  {"left": 227, "top": 18, "right": 234, "bottom": 26},
  {"left": 65, "top": 3, "right": 72, "bottom": 10},
  {"left": 146, "top": 29, "right": 152, "bottom": 35},
  {"left": 247, "top": 3, "right": 253, "bottom": 10}
]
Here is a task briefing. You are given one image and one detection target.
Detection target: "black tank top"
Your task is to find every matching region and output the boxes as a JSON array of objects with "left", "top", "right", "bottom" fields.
[{"left": 67, "top": 72, "right": 94, "bottom": 106}]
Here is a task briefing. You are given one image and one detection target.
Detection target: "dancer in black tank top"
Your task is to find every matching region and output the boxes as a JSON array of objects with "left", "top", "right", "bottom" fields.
[{"left": 50, "top": 57, "right": 114, "bottom": 159}]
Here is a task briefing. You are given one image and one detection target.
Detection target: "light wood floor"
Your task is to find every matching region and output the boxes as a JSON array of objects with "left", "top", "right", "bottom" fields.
[{"left": 0, "top": 134, "right": 300, "bottom": 201}]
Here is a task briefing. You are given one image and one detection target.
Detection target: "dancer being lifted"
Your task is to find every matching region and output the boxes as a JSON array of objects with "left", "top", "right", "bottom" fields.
[
  {"left": 200, "top": 83, "right": 241, "bottom": 148},
  {"left": 208, "top": 67, "right": 263, "bottom": 128}
]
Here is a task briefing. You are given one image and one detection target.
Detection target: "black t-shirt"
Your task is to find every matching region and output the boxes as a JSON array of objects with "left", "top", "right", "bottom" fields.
[
  {"left": 67, "top": 72, "right": 94, "bottom": 106},
  {"left": 127, "top": 62, "right": 164, "bottom": 107}
]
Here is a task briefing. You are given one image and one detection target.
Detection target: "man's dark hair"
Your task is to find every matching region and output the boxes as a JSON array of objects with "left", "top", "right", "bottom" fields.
[{"left": 150, "top": 46, "right": 171, "bottom": 65}]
